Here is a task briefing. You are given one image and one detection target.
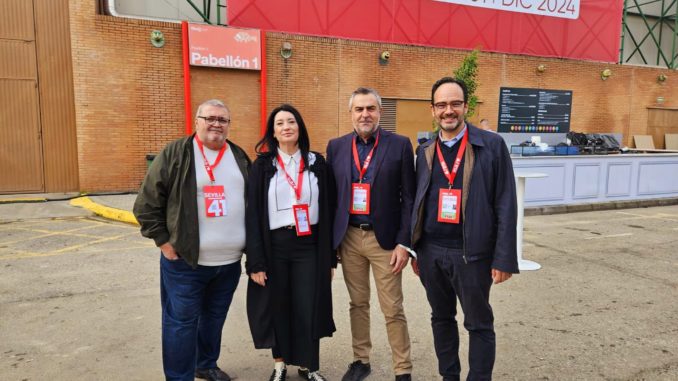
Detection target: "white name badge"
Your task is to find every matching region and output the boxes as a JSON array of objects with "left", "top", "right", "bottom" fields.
[
  {"left": 350, "top": 183, "right": 370, "bottom": 215},
  {"left": 438, "top": 188, "right": 461, "bottom": 224},
  {"left": 293, "top": 204, "right": 311, "bottom": 236}
]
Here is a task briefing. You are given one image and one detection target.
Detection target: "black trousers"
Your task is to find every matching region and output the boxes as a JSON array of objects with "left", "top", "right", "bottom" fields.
[
  {"left": 270, "top": 227, "right": 320, "bottom": 371},
  {"left": 417, "top": 241, "right": 495, "bottom": 381}
]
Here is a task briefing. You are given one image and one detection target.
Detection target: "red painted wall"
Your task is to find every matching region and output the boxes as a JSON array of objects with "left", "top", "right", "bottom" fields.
[{"left": 228, "top": 0, "right": 623, "bottom": 63}]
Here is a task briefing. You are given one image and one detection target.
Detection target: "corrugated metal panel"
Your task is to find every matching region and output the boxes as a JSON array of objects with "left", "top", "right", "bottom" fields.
[
  {"left": 380, "top": 98, "right": 396, "bottom": 133},
  {"left": 0, "top": 40, "right": 37, "bottom": 79},
  {"left": 0, "top": 80, "right": 44, "bottom": 193},
  {"left": 34, "top": 0, "right": 79, "bottom": 191},
  {"left": 0, "top": 0, "right": 35, "bottom": 40}
]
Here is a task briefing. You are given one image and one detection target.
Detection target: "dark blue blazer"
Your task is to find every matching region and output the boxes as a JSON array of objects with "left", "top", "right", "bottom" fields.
[{"left": 326, "top": 128, "right": 415, "bottom": 251}]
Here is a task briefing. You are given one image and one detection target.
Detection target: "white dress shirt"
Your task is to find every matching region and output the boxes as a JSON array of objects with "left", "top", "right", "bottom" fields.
[{"left": 268, "top": 149, "right": 320, "bottom": 230}]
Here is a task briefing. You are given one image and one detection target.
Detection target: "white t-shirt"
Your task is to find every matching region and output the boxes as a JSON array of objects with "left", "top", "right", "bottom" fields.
[{"left": 193, "top": 140, "right": 246, "bottom": 266}]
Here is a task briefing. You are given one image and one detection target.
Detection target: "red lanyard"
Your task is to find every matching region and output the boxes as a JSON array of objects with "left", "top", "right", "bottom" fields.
[
  {"left": 435, "top": 131, "right": 468, "bottom": 188},
  {"left": 352, "top": 131, "right": 380, "bottom": 183},
  {"left": 195, "top": 135, "right": 227, "bottom": 183},
  {"left": 276, "top": 154, "right": 305, "bottom": 201}
]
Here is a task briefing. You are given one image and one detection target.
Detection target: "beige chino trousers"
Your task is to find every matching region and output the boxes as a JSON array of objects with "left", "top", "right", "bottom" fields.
[{"left": 339, "top": 226, "right": 413, "bottom": 375}]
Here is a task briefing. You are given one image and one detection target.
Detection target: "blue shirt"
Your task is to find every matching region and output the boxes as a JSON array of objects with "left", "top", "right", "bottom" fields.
[
  {"left": 349, "top": 129, "right": 379, "bottom": 225},
  {"left": 439, "top": 125, "right": 467, "bottom": 148}
]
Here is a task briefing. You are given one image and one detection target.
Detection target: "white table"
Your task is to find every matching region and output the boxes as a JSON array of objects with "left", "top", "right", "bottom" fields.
[{"left": 514, "top": 172, "right": 547, "bottom": 271}]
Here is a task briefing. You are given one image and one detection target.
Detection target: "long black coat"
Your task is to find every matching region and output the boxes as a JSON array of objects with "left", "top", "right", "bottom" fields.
[{"left": 245, "top": 151, "right": 337, "bottom": 349}]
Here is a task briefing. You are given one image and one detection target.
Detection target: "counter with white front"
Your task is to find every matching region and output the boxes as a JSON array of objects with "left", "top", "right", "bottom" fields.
[{"left": 511, "top": 153, "right": 678, "bottom": 207}]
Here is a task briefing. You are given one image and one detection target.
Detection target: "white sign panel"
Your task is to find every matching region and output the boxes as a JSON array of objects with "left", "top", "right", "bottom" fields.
[{"left": 436, "top": 0, "right": 580, "bottom": 20}]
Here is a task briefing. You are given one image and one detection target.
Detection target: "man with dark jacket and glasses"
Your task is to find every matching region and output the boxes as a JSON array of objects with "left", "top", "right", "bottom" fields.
[
  {"left": 134, "top": 99, "right": 250, "bottom": 381},
  {"left": 410, "top": 78, "right": 518, "bottom": 381}
]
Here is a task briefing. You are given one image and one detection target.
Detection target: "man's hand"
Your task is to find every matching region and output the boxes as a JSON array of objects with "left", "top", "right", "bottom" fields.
[
  {"left": 390, "top": 245, "right": 410, "bottom": 274},
  {"left": 492, "top": 269, "right": 512, "bottom": 284},
  {"left": 331, "top": 268, "right": 335, "bottom": 281},
  {"left": 251, "top": 271, "right": 267, "bottom": 286},
  {"left": 411, "top": 259, "right": 420, "bottom": 277},
  {"left": 159, "top": 242, "right": 179, "bottom": 261}
]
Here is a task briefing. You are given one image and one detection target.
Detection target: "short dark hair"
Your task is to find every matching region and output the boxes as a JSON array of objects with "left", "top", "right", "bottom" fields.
[
  {"left": 431, "top": 77, "right": 468, "bottom": 104},
  {"left": 349, "top": 87, "right": 382, "bottom": 110},
  {"left": 255, "top": 104, "right": 311, "bottom": 167}
]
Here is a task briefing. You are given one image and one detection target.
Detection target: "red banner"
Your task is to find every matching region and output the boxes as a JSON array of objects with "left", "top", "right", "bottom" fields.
[{"left": 227, "top": 0, "right": 622, "bottom": 63}]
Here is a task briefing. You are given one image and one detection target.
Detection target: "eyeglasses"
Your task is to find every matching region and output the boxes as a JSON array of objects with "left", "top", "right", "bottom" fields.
[
  {"left": 433, "top": 101, "right": 465, "bottom": 111},
  {"left": 198, "top": 116, "right": 231, "bottom": 125}
]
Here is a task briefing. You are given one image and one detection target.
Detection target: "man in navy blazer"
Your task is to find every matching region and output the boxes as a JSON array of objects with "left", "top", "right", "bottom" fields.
[
  {"left": 326, "top": 87, "right": 415, "bottom": 381},
  {"left": 410, "top": 77, "right": 518, "bottom": 381}
]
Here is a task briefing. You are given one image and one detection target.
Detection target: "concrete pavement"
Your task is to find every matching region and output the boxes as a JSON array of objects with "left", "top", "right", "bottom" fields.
[{"left": 1, "top": 196, "right": 677, "bottom": 380}]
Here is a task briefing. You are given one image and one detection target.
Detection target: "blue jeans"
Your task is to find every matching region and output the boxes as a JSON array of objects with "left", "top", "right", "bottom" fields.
[
  {"left": 417, "top": 242, "right": 495, "bottom": 381},
  {"left": 160, "top": 255, "right": 241, "bottom": 381}
]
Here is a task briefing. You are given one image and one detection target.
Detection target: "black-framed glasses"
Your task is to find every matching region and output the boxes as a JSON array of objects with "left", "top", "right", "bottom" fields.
[
  {"left": 433, "top": 101, "right": 465, "bottom": 111},
  {"left": 198, "top": 116, "right": 231, "bottom": 125}
]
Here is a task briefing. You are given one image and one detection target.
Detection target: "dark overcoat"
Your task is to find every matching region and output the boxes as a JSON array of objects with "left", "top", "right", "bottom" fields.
[
  {"left": 410, "top": 123, "right": 519, "bottom": 273},
  {"left": 245, "top": 151, "right": 337, "bottom": 349}
]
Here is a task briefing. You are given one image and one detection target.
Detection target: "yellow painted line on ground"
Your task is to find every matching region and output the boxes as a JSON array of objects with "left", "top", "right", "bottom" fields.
[
  {"left": 70, "top": 197, "right": 139, "bottom": 226},
  {"left": 0, "top": 245, "right": 154, "bottom": 260},
  {"left": 0, "top": 236, "right": 149, "bottom": 260},
  {"left": 584, "top": 233, "right": 633, "bottom": 240},
  {"left": 73, "top": 244, "right": 154, "bottom": 254},
  {"left": 52, "top": 234, "right": 129, "bottom": 254},
  {"left": 0, "top": 249, "right": 80, "bottom": 260},
  {"left": 0, "top": 250, "right": 46, "bottom": 259},
  {"left": 0, "top": 222, "right": 117, "bottom": 245},
  {"left": 0, "top": 231, "right": 112, "bottom": 245}
]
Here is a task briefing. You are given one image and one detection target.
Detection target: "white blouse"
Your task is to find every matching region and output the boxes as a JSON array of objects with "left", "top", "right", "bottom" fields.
[{"left": 267, "top": 149, "right": 320, "bottom": 230}]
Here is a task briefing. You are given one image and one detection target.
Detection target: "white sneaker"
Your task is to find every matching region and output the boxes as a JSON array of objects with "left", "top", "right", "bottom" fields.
[
  {"left": 268, "top": 367, "right": 287, "bottom": 381},
  {"left": 307, "top": 371, "right": 327, "bottom": 381}
]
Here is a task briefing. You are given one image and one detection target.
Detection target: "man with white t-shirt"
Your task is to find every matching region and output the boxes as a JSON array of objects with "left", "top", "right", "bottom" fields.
[{"left": 134, "top": 99, "right": 251, "bottom": 381}]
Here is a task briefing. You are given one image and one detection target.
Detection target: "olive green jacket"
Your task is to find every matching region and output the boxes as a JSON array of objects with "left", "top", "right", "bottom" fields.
[{"left": 133, "top": 134, "right": 251, "bottom": 268}]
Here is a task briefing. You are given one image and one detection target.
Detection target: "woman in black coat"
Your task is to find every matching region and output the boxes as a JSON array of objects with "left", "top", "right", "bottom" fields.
[{"left": 245, "top": 104, "right": 336, "bottom": 381}]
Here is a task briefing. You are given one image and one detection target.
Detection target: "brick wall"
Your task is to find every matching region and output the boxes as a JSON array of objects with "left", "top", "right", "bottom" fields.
[
  {"left": 70, "top": 1, "right": 184, "bottom": 192},
  {"left": 70, "top": 1, "right": 265, "bottom": 192},
  {"left": 69, "top": 0, "right": 678, "bottom": 192}
]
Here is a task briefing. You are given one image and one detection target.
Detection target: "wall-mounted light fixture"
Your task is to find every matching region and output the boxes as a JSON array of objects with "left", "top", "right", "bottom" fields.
[
  {"left": 379, "top": 50, "right": 390, "bottom": 65},
  {"left": 150, "top": 30, "right": 165, "bottom": 48},
  {"left": 601, "top": 68, "right": 612, "bottom": 80},
  {"left": 658, "top": 73, "right": 667, "bottom": 83},
  {"left": 656, "top": 96, "right": 665, "bottom": 105},
  {"left": 280, "top": 42, "right": 293, "bottom": 59},
  {"left": 536, "top": 64, "right": 546, "bottom": 73}
]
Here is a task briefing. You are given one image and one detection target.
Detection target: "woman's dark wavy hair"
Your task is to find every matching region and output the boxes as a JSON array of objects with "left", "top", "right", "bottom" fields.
[{"left": 255, "top": 104, "right": 311, "bottom": 168}]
